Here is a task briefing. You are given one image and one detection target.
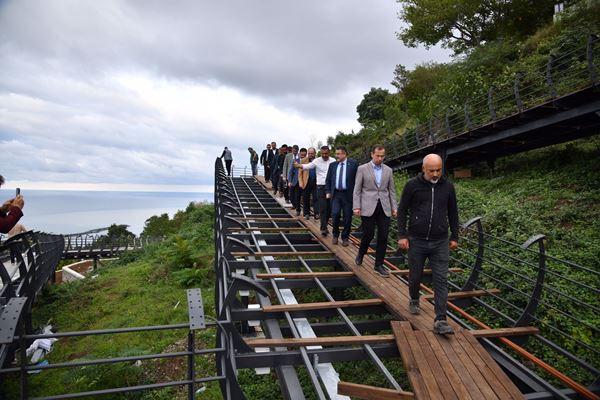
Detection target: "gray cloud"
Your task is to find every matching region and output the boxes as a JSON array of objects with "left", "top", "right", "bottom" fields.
[{"left": 0, "top": 0, "right": 450, "bottom": 188}]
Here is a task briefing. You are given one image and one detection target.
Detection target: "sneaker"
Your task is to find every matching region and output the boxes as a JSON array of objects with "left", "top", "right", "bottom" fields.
[
  {"left": 321, "top": 229, "right": 328, "bottom": 237},
  {"left": 332, "top": 237, "right": 339, "bottom": 245},
  {"left": 433, "top": 320, "right": 455, "bottom": 335},
  {"left": 303, "top": 215, "right": 310, "bottom": 220},
  {"left": 355, "top": 253, "right": 363, "bottom": 266},
  {"left": 295, "top": 210, "right": 301, "bottom": 217},
  {"left": 341, "top": 239, "right": 349, "bottom": 247},
  {"left": 409, "top": 299, "right": 420, "bottom": 315},
  {"left": 314, "top": 214, "right": 320, "bottom": 220},
  {"left": 374, "top": 265, "right": 390, "bottom": 278}
]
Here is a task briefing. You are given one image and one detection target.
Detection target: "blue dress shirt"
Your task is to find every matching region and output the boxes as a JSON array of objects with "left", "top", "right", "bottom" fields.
[{"left": 371, "top": 161, "right": 382, "bottom": 187}]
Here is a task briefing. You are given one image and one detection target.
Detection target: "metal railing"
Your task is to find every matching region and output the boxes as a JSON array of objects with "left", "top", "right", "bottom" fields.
[{"left": 354, "top": 34, "right": 600, "bottom": 164}]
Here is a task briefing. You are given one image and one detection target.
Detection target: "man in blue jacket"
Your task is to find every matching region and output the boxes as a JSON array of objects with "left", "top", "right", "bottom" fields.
[
  {"left": 397, "top": 153, "right": 459, "bottom": 335},
  {"left": 325, "top": 146, "right": 358, "bottom": 246}
]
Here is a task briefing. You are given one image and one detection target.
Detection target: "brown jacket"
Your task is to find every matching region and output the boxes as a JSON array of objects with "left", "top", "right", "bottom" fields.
[{"left": 298, "top": 157, "right": 312, "bottom": 189}]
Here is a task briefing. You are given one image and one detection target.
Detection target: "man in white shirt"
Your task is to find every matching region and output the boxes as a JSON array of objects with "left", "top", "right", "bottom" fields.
[{"left": 294, "top": 145, "right": 335, "bottom": 236}]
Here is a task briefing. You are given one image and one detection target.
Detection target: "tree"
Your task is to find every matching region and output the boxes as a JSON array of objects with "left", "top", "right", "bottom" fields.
[
  {"left": 397, "top": 0, "right": 556, "bottom": 53},
  {"left": 356, "top": 88, "right": 392, "bottom": 128},
  {"left": 391, "top": 64, "right": 409, "bottom": 92}
]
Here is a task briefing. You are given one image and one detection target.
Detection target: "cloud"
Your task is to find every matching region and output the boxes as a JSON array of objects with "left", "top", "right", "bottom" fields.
[{"left": 0, "top": 0, "right": 450, "bottom": 190}]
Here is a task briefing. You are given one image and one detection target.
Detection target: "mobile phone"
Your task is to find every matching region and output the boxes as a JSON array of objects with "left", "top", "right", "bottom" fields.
[{"left": 15, "top": 188, "right": 20, "bottom": 196}]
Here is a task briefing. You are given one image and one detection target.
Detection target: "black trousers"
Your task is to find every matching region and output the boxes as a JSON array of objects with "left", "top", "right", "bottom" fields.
[
  {"left": 358, "top": 201, "right": 390, "bottom": 267},
  {"left": 317, "top": 185, "right": 331, "bottom": 231},
  {"left": 225, "top": 160, "right": 232, "bottom": 176},
  {"left": 289, "top": 184, "right": 302, "bottom": 212},
  {"left": 331, "top": 191, "right": 353, "bottom": 239},
  {"left": 302, "top": 178, "right": 318, "bottom": 217},
  {"left": 271, "top": 169, "right": 280, "bottom": 193},
  {"left": 263, "top": 164, "right": 270, "bottom": 181}
]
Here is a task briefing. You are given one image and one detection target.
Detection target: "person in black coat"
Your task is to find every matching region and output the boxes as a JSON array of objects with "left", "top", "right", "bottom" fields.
[
  {"left": 260, "top": 143, "right": 272, "bottom": 182},
  {"left": 325, "top": 146, "right": 358, "bottom": 246},
  {"left": 397, "top": 153, "right": 459, "bottom": 335}
]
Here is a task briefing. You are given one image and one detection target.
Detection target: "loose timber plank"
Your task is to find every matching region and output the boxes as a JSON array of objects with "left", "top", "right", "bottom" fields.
[
  {"left": 414, "top": 331, "right": 459, "bottom": 400},
  {"left": 231, "top": 251, "right": 333, "bottom": 257},
  {"left": 337, "top": 381, "right": 414, "bottom": 400},
  {"left": 391, "top": 321, "right": 430, "bottom": 399},
  {"left": 256, "top": 271, "right": 355, "bottom": 279},
  {"left": 422, "top": 288, "right": 501, "bottom": 301},
  {"left": 263, "top": 298, "right": 384, "bottom": 312},
  {"left": 245, "top": 334, "right": 395, "bottom": 348},
  {"left": 470, "top": 326, "right": 539, "bottom": 338},
  {"left": 390, "top": 268, "right": 463, "bottom": 275}
]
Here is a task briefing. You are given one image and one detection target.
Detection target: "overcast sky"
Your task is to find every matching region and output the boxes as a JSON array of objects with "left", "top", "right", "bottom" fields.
[{"left": 0, "top": 0, "right": 450, "bottom": 192}]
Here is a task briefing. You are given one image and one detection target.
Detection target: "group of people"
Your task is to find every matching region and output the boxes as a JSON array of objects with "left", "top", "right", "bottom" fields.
[
  {"left": 253, "top": 142, "right": 459, "bottom": 335},
  {"left": 0, "top": 175, "right": 26, "bottom": 237}
]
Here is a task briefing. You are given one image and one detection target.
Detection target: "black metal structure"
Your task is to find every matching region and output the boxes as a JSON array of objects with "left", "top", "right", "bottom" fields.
[
  {"left": 357, "top": 35, "right": 600, "bottom": 171},
  {"left": 62, "top": 234, "right": 160, "bottom": 260}
]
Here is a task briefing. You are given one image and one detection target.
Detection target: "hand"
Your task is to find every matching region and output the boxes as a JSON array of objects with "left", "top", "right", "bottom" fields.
[
  {"left": 288, "top": 182, "right": 292, "bottom": 188},
  {"left": 449, "top": 240, "right": 458, "bottom": 251},
  {"left": 2, "top": 198, "right": 13, "bottom": 208},
  {"left": 293, "top": 162, "right": 301, "bottom": 168},
  {"left": 326, "top": 193, "right": 331, "bottom": 199},
  {"left": 12, "top": 195, "right": 24, "bottom": 209},
  {"left": 398, "top": 238, "right": 409, "bottom": 251},
  {"left": 392, "top": 209, "right": 398, "bottom": 218},
  {"left": 353, "top": 208, "right": 361, "bottom": 216}
]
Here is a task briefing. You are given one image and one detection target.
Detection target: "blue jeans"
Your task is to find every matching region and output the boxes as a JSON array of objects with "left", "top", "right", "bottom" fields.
[
  {"left": 408, "top": 237, "right": 449, "bottom": 321},
  {"left": 331, "top": 191, "right": 352, "bottom": 239}
]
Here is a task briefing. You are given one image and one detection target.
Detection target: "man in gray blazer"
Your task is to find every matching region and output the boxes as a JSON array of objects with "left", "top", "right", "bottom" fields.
[{"left": 353, "top": 144, "right": 398, "bottom": 277}]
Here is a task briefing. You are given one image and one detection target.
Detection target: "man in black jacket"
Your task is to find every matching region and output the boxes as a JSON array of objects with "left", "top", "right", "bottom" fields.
[
  {"left": 260, "top": 143, "right": 272, "bottom": 182},
  {"left": 397, "top": 154, "right": 459, "bottom": 335}
]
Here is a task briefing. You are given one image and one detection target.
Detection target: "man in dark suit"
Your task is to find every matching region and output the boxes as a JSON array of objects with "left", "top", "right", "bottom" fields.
[
  {"left": 325, "top": 146, "right": 358, "bottom": 247},
  {"left": 260, "top": 143, "right": 272, "bottom": 182}
]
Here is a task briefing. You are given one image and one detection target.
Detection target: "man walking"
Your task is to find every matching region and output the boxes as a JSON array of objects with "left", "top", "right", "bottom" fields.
[
  {"left": 248, "top": 147, "right": 259, "bottom": 176},
  {"left": 397, "top": 153, "right": 459, "bottom": 335},
  {"left": 295, "top": 146, "right": 334, "bottom": 236},
  {"left": 220, "top": 146, "right": 233, "bottom": 176},
  {"left": 288, "top": 148, "right": 306, "bottom": 216},
  {"left": 298, "top": 147, "right": 318, "bottom": 220},
  {"left": 282, "top": 145, "right": 299, "bottom": 204},
  {"left": 269, "top": 142, "right": 278, "bottom": 185},
  {"left": 272, "top": 145, "right": 287, "bottom": 196},
  {"left": 325, "top": 146, "right": 358, "bottom": 246},
  {"left": 260, "top": 143, "right": 272, "bottom": 182},
  {"left": 353, "top": 145, "right": 397, "bottom": 277}
]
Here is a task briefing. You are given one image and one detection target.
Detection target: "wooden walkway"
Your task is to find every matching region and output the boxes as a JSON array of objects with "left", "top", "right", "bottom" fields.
[{"left": 254, "top": 176, "right": 525, "bottom": 400}]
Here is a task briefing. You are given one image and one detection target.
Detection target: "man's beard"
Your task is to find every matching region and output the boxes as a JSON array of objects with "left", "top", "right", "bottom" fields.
[{"left": 430, "top": 178, "right": 439, "bottom": 184}]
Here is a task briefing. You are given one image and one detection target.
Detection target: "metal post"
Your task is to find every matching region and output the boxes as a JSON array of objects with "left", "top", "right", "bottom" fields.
[
  {"left": 428, "top": 119, "right": 436, "bottom": 145},
  {"left": 515, "top": 234, "right": 547, "bottom": 328},
  {"left": 546, "top": 55, "right": 557, "bottom": 98},
  {"left": 514, "top": 73, "right": 523, "bottom": 113},
  {"left": 587, "top": 34, "right": 598, "bottom": 84},
  {"left": 488, "top": 87, "right": 496, "bottom": 120},
  {"left": 19, "top": 322, "right": 27, "bottom": 400},
  {"left": 464, "top": 103, "right": 472, "bottom": 130},
  {"left": 187, "top": 330, "right": 196, "bottom": 400},
  {"left": 445, "top": 111, "right": 452, "bottom": 138},
  {"left": 460, "top": 217, "right": 485, "bottom": 294}
]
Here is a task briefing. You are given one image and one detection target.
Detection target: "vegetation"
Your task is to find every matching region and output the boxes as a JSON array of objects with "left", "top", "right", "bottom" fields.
[
  {"left": 329, "top": 0, "right": 600, "bottom": 157},
  {"left": 2, "top": 203, "right": 220, "bottom": 399}
]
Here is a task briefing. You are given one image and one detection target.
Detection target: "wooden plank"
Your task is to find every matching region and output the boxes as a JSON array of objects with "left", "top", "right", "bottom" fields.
[
  {"left": 390, "top": 268, "right": 463, "bottom": 275},
  {"left": 256, "top": 271, "right": 355, "bottom": 279},
  {"left": 228, "top": 227, "right": 309, "bottom": 232},
  {"left": 263, "top": 298, "right": 383, "bottom": 312},
  {"left": 435, "top": 330, "right": 486, "bottom": 400},
  {"left": 422, "top": 288, "right": 500, "bottom": 301},
  {"left": 422, "top": 331, "right": 473, "bottom": 400},
  {"left": 391, "top": 321, "right": 431, "bottom": 399},
  {"left": 414, "top": 331, "right": 458, "bottom": 400},
  {"left": 470, "top": 326, "right": 539, "bottom": 338},
  {"left": 448, "top": 332, "right": 500, "bottom": 400},
  {"left": 454, "top": 331, "right": 514, "bottom": 399},
  {"left": 231, "top": 250, "right": 333, "bottom": 257},
  {"left": 462, "top": 331, "right": 526, "bottom": 399},
  {"left": 337, "top": 381, "right": 414, "bottom": 399},
  {"left": 245, "top": 334, "right": 395, "bottom": 348},
  {"left": 399, "top": 322, "right": 444, "bottom": 400},
  {"left": 234, "top": 217, "right": 299, "bottom": 221}
]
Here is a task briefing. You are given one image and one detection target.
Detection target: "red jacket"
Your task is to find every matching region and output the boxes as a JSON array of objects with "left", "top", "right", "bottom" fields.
[{"left": 0, "top": 206, "right": 23, "bottom": 234}]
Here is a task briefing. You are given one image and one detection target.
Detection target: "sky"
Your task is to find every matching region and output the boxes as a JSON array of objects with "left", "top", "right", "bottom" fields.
[{"left": 0, "top": 0, "right": 450, "bottom": 192}]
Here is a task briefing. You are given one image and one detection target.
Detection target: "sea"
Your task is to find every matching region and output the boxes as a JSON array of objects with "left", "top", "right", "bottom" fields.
[{"left": 0, "top": 189, "right": 213, "bottom": 235}]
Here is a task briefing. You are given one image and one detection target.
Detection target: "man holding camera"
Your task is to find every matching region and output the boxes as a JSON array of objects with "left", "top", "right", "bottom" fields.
[{"left": 0, "top": 175, "right": 25, "bottom": 234}]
